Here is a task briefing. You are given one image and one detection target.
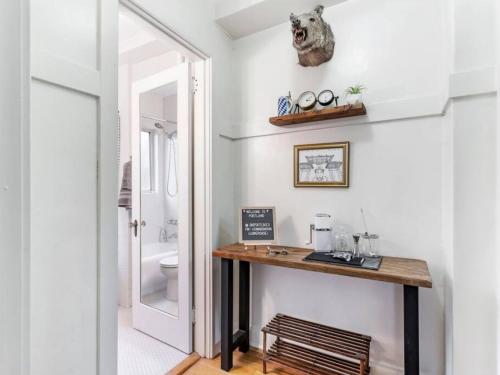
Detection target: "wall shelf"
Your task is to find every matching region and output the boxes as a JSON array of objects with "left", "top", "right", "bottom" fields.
[{"left": 269, "top": 103, "right": 367, "bottom": 126}]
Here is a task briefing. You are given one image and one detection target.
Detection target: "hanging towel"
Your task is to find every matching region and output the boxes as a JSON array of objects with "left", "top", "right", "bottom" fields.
[{"left": 118, "top": 160, "right": 132, "bottom": 209}]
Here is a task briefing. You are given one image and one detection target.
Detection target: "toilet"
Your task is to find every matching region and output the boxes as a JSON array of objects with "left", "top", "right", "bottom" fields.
[{"left": 160, "top": 253, "right": 178, "bottom": 301}]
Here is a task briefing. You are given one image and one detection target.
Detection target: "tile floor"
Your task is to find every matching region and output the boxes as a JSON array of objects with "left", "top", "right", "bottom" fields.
[
  {"left": 142, "top": 291, "right": 179, "bottom": 316},
  {"left": 118, "top": 307, "right": 187, "bottom": 375}
]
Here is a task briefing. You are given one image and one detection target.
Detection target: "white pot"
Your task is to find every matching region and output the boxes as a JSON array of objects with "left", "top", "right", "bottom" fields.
[{"left": 346, "top": 93, "right": 362, "bottom": 105}]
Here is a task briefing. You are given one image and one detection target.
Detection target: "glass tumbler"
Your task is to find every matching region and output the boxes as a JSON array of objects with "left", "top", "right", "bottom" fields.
[
  {"left": 334, "top": 229, "right": 351, "bottom": 252},
  {"left": 360, "top": 232, "right": 379, "bottom": 257}
]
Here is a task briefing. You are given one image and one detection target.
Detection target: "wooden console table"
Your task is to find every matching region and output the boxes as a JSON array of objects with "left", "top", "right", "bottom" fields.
[{"left": 213, "top": 243, "right": 432, "bottom": 375}]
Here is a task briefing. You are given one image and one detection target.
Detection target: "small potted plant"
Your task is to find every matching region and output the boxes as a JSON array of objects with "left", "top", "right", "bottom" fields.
[{"left": 345, "top": 84, "right": 365, "bottom": 105}]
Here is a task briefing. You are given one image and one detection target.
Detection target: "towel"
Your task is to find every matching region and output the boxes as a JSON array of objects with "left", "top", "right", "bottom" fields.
[{"left": 118, "top": 160, "right": 132, "bottom": 209}]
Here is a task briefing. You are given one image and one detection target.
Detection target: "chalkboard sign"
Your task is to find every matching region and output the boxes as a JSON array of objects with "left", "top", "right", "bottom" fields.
[{"left": 239, "top": 207, "right": 276, "bottom": 245}]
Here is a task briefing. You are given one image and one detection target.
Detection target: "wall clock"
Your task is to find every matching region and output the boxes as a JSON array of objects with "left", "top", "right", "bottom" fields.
[
  {"left": 318, "top": 89, "right": 334, "bottom": 106},
  {"left": 298, "top": 91, "right": 317, "bottom": 111}
]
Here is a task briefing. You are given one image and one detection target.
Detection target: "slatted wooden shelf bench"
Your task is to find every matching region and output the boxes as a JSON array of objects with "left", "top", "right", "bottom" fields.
[{"left": 262, "top": 314, "right": 372, "bottom": 375}]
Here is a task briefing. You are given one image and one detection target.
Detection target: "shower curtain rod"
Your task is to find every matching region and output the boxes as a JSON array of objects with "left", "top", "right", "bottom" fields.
[{"left": 141, "top": 115, "right": 177, "bottom": 125}]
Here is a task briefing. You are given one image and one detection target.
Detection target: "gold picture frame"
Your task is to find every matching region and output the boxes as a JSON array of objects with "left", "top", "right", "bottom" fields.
[{"left": 294, "top": 142, "right": 349, "bottom": 187}]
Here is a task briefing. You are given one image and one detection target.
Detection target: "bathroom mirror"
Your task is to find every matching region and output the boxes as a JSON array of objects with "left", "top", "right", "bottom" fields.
[{"left": 139, "top": 81, "right": 179, "bottom": 317}]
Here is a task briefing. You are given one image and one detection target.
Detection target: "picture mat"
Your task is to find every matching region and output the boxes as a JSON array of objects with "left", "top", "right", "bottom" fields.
[{"left": 297, "top": 147, "right": 344, "bottom": 183}]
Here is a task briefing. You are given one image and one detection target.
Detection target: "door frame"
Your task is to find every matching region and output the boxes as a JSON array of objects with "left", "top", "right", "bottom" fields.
[{"left": 117, "top": 0, "right": 213, "bottom": 358}]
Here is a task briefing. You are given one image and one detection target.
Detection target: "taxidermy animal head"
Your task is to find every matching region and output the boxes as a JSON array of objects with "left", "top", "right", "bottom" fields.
[{"left": 290, "top": 5, "right": 335, "bottom": 67}]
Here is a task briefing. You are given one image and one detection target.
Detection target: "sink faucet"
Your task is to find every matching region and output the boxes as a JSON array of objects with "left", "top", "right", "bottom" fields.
[{"left": 159, "top": 227, "right": 168, "bottom": 242}]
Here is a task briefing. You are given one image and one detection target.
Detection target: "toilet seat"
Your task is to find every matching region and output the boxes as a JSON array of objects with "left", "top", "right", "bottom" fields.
[{"left": 160, "top": 254, "right": 178, "bottom": 268}]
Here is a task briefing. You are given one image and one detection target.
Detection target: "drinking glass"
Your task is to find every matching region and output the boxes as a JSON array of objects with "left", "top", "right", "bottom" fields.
[
  {"left": 360, "top": 232, "right": 379, "bottom": 257},
  {"left": 334, "top": 228, "right": 352, "bottom": 253}
]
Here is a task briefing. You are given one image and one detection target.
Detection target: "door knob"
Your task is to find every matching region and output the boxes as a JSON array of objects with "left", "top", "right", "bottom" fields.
[
  {"left": 130, "top": 220, "right": 146, "bottom": 237},
  {"left": 130, "top": 220, "right": 138, "bottom": 237}
]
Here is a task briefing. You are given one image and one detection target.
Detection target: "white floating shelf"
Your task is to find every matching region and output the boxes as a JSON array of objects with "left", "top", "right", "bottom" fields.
[{"left": 215, "top": 0, "right": 347, "bottom": 40}]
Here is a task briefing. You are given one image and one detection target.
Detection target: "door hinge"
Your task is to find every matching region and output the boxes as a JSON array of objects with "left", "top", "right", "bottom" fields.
[
  {"left": 192, "top": 76, "right": 199, "bottom": 95},
  {"left": 192, "top": 308, "right": 196, "bottom": 325}
]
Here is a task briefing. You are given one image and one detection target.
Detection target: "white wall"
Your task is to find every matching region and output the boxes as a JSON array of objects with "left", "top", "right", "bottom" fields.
[
  {"left": 451, "top": 0, "right": 498, "bottom": 373},
  {"left": 0, "top": 2, "right": 25, "bottom": 374},
  {"left": 453, "top": 0, "right": 496, "bottom": 72},
  {"left": 229, "top": 0, "right": 497, "bottom": 373},
  {"left": 451, "top": 94, "right": 497, "bottom": 375},
  {"left": 236, "top": 120, "right": 445, "bottom": 374},
  {"left": 497, "top": 1, "right": 500, "bottom": 371},
  {"left": 232, "top": 0, "right": 448, "bottom": 136}
]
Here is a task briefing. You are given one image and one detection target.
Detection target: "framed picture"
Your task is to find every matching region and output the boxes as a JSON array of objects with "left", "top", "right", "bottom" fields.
[
  {"left": 239, "top": 207, "right": 276, "bottom": 245},
  {"left": 294, "top": 142, "right": 349, "bottom": 187}
]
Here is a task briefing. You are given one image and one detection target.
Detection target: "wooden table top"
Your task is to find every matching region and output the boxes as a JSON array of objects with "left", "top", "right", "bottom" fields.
[{"left": 213, "top": 243, "right": 432, "bottom": 288}]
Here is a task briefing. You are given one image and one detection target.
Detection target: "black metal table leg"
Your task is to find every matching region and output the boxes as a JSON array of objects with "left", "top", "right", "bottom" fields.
[
  {"left": 404, "top": 285, "right": 419, "bottom": 375},
  {"left": 239, "top": 260, "right": 250, "bottom": 352},
  {"left": 221, "top": 258, "right": 233, "bottom": 371}
]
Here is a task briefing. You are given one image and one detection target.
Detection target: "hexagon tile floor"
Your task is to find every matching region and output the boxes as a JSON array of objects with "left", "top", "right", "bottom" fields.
[{"left": 118, "top": 308, "right": 187, "bottom": 375}]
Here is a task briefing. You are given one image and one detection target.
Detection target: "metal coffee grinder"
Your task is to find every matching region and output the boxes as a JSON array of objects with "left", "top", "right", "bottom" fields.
[{"left": 307, "top": 213, "right": 333, "bottom": 252}]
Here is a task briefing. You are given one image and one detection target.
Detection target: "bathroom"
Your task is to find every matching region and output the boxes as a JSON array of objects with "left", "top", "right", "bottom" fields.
[{"left": 116, "top": 7, "right": 202, "bottom": 373}]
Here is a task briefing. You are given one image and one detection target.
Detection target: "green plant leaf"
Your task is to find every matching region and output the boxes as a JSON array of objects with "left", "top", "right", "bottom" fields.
[{"left": 345, "top": 84, "right": 366, "bottom": 95}]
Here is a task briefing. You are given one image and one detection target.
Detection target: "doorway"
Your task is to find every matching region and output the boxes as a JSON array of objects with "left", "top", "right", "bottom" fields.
[
  {"left": 117, "top": 3, "right": 210, "bottom": 373},
  {"left": 131, "top": 62, "right": 192, "bottom": 351}
]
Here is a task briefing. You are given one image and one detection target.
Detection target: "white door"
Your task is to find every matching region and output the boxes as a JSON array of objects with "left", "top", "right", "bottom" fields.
[
  {"left": 131, "top": 63, "right": 193, "bottom": 353},
  {"left": 29, "top": 0, "right": 117, "bottom": 374}
]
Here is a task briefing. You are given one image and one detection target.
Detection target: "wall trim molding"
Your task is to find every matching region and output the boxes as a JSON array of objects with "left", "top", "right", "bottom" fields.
[
  {"left": 31, "top": 50, "right": 101, "bottom": 97},
  {"left": 21, "top": 0, "right": 31, "bottom": 374},
  {"left": 221, "top": 66, "right": 497, "bottom": 141},
  {"left": 449, "top": 66, "right": 497, "bottom": 98}
]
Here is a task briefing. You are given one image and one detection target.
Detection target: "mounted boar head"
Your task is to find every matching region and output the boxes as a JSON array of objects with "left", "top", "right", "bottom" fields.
[{"left": 290, "top": 5, "right": 335, "bottom": 67}]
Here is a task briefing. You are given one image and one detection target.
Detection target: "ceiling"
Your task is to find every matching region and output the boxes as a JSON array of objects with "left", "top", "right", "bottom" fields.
[
  {"left": 215, "top": 0, "right": 348, "bottom": 39},
  {"left": 150, "top": 81, "right": 177, "bottom": 98},
  {"left": 119, "top": 9, "right": 185, "bottom": 65}
]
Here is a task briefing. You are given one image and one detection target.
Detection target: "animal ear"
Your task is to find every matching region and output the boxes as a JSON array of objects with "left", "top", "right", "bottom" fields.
[{"left": 314, "top": 5, "right": 324, "bottom": 16}]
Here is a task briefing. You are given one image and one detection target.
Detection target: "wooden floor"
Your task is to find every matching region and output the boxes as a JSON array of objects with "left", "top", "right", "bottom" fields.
[{"left": 182, "top": 349, "right": 293, "bottom": 375}]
